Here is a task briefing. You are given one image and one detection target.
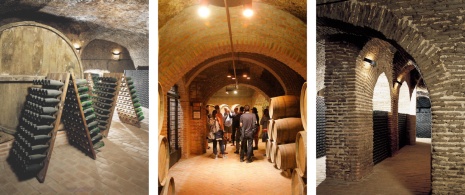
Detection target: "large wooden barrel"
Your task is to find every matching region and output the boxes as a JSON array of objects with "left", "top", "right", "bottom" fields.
[
  {"left": 292, "top": 168, "right": 306, "bottom": 195},
  {"left": 276, "top": 143, "right": 297, "bottom": 170},
  {"left": 159, "top": 135, "right": 169, "bottom": 186},
  {"left": 270, "top": 141, "right": 277, "bottom": 163},
  {"left": 158, "top": 82, "right": 164, "bottom": 135},
  {"left": 295, "top": 131, "right": 307, "bottom": 178},
  {"left": 0, "top": 21, "right": 83, "bottom": 133},
  {"left": 273, "top": 118, "right": 304, "bottom": 144},
  {"left": 159, "top": 177, "right": 175, "bottom": 195},
  {"left": 268, "top": 119, "right": 275, "bottom": 141},
  {"left": 269, "top": 95, "right": 300, "bottom": 120},
  {"left": 266, "top": 139, "right": 272, "bottom": 161},
  {"left": 300, "top": 82, "right": 307, "bottom": 131}
]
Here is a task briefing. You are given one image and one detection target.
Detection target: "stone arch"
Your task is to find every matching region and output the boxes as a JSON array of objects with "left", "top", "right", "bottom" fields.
[
  {"left": 81, "top": 39, "right": 136, "bottom": 72},
  {"left": 159, "top": 3, "right": 306, "bottom": 91}
]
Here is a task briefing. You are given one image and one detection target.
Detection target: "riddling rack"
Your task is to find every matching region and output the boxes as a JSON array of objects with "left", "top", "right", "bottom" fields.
[
  {"left": 9, "top": 73, "right": 69, "bottom": 183},
  {"left": 116, "top": 76, "right": 144, "bottom": 127},
  {"left": 62, "top": 74, "right": 104, "bottom": 160},
  {"left": 92, "top": 73, "right": 122, "bottom": 137}
]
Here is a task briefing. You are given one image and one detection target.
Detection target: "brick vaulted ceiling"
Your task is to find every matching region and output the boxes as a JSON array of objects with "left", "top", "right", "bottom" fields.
[
  {"left": 0, "top": 0, "right": 148, "bottom": 68},
  {"left": 158, "top": 1, "right": 307, "bottom": 102}
]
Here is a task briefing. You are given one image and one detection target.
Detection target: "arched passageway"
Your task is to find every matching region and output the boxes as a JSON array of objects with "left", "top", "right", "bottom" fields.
[{"left": 158, "top": 1, "right": 307, "bottom": 194}]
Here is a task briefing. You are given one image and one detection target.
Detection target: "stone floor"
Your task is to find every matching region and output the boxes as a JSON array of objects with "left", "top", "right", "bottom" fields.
[
  {"left": 0, "top": 108, "right": 149, "bottom": 194},
  {"left": 167, "top": 141, "right": 293, "bottom": 195},
  {"left": 316, "top": 138, "right": 431, "bottom": 195}
]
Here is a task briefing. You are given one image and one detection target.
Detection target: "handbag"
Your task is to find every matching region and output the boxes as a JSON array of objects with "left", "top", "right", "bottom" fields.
[{"left": 214, "top": 130, "right": 224, "bottom": 140}]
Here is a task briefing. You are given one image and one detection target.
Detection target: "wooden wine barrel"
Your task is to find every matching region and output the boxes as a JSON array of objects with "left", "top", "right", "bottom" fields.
[
  {"left": 269, "top": 95, "right": 300, "bottom": 120},
  {"left": 295, "top": 131, "right": 307, "bottom": 178},
  {"left": 158, "top": 135, "right": 169, "bottom": 186},
  {"left": 268, "top": 119, "right": 275, "bottom": 141},
  {"left": 0, "top": 21, "right": 83, "bottom": 133},
  {"left": 270, "top": 141, "right": 277, "bottom": 163},
  {"left": 292, "top": 168, "right": 306, "bottom": 195},
  {"left": 276, "top": 143, "right": 297, "bottom": 170},
  {"left": 273, "top": 118, "right": 304, "bottom": 144},
  {"left": 159, "top": 177, "right": 175, "bottom": 195},
  {"left": 158, "top": 82, "right": 164, "bottom": 135},
  {"left": 266, "top": 139, "right": 272, "bottom": 161},
  {"left": 300, "top": 82, "right": 307, "bottom": 131}
]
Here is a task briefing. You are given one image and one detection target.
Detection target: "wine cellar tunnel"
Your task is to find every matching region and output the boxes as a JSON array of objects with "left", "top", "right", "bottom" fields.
[
  {"left": 0, "top": 1, "right": 149, "bottom": 194},
  {"left": 316, "top": 0, "right": 461, "bottom": 194},
  {"left": 158, "top": 0, "right": 307, "bottom": 194}
]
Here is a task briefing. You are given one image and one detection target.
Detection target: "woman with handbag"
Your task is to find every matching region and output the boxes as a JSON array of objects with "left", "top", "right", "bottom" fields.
[{"left": 210, "top": 110, "right": 226, "bottom": 159}]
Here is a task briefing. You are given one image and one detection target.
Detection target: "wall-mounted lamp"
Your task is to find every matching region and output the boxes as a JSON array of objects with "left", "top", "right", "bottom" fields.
[
  {"left": 363, "top": 57, "right": 376, "bottom": 67},
  {"left": 73, "top": 43, "right": 81, "bottom": 53},
  {"left": 112, "top": 50, "right": 121, "bottom": 60}
]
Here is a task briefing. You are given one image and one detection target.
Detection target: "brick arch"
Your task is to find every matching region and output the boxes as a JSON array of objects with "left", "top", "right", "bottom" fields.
[
  {"left": 324, "top": 35, "right": 397, "bottom": 181},
  {"left": 203, "top": 82, "right": 271, "bottom": 104},
  {"left": 186, "top": 56, "right": 287, "bottom": 94},
  {"left": 319, "top": 2, "right": 456, "bottom": 191},
  {"left": 159, "top": 3, "right": 306, "bottom": 92},
  {"left": 317, "top": 1, "right": 444, "bottom": 93}
]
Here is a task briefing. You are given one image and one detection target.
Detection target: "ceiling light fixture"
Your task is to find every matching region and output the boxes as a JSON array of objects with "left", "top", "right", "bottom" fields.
[
  {"left": 242, "top": 3, "right": 254, "bottom": 18},
  {"left": 198, "top": 0, "right": 210, "bottom": 18}
]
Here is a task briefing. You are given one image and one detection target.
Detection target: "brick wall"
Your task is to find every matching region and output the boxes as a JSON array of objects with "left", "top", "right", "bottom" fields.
[
  {"left": 318, "top": 1, "right": 465, "bottom": 192},
  {"left": 159, "top": 3, "right": 306, "bottom": 92}
]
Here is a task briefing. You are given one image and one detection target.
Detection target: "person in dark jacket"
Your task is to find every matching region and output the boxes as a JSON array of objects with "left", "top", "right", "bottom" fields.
[
  {"left": 240, "top": 105, "right": 256, "bottom": 163},
  {"left": 252, "top": 107, "right": 260, "bottom": 150},
  {"left": 232, "top": 106, "right": 243, "bottom": 153}
]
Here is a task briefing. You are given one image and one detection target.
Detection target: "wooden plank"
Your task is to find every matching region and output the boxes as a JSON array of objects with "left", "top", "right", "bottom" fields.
[
  {"left": 36, "top": 72, "right": 70, "bottom": 183},
  {"left": 0, "top": 75, "right": 46, "bottom": 82}
]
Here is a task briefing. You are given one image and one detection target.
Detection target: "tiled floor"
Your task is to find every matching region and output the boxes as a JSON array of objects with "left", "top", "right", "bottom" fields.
[
  {"left": 0, "top": 108, "right": 149, "bottom": 194},
  {"left": 167, "top": 141, "right": 293, "bottom": 195},
  {"left": 317, "top": 138, "right": 431, "bottom": 195}
]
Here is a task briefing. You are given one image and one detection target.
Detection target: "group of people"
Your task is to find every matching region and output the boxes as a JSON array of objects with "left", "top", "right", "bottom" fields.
[{"left": 206, "top": 104, "right": 270, "bottom": 163}]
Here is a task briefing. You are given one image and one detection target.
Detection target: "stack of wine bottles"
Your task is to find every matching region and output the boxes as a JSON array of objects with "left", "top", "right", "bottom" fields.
[
  {"left": 63, "top": 77, "right": 104, "bottom": 158},
  {"left": 93, "top": 77, "right": 119, "bottom": 134},
  {"left": 10, "top": 79, "right": 63, "bottom": 174},
  {"left": 116, "top": 76, "right": 144, "bottom": 127}
]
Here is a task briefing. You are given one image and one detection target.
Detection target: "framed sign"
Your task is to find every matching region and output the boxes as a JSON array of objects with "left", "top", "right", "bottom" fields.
[
  {"left": 192, "top": 102, "right": 202, "bottom": 119},
  {"left": 193, "top": 111, "right": 201, "bottom": 119}
]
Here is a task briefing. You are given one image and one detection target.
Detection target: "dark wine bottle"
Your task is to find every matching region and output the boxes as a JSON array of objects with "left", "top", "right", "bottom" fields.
[
  {"left": 138, "top": 115, "right": 145, "bottom": 121},
  {"left": 133, "top": 103, "right": 141, "bottom": 108},
  {"left": 78, "top": 86, "right": 89, "bottom": 93},
  {"left": 75, "top": 79, "right": 88, "bottom": 85},
  {"left": 93, "top": 141, "right": 105, "bottom": 150},
  {"left": 24, "top": 163, "right": 44, "bottom": 173},
  {"left": 87, "top": 121, "right": 98, "bottom": 129},
  {"left": 91, "top": 134, "right": 103, "bottom": 144}
]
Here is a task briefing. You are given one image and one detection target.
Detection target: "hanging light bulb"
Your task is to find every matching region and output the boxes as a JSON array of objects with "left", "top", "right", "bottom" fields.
[
  {"left": 198, "top": 0, "right": 210, "bottom": 18},
  {"left": 243, "top": 3, "right": 253, "bottom": 18}
]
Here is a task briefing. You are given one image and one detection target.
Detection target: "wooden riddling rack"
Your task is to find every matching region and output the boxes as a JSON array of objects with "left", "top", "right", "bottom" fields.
[
  {"left": 9, "top": 73, "right": 68, "bottom": 183},
  {"left": 62, "top": 74, "right": 104, "bottom": 160},
  {"left": 116, "top": 75, "right": 144, "bottom": 127},
  {"left": 92, "top": 73, "right": 122, "bottom": 137}
]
